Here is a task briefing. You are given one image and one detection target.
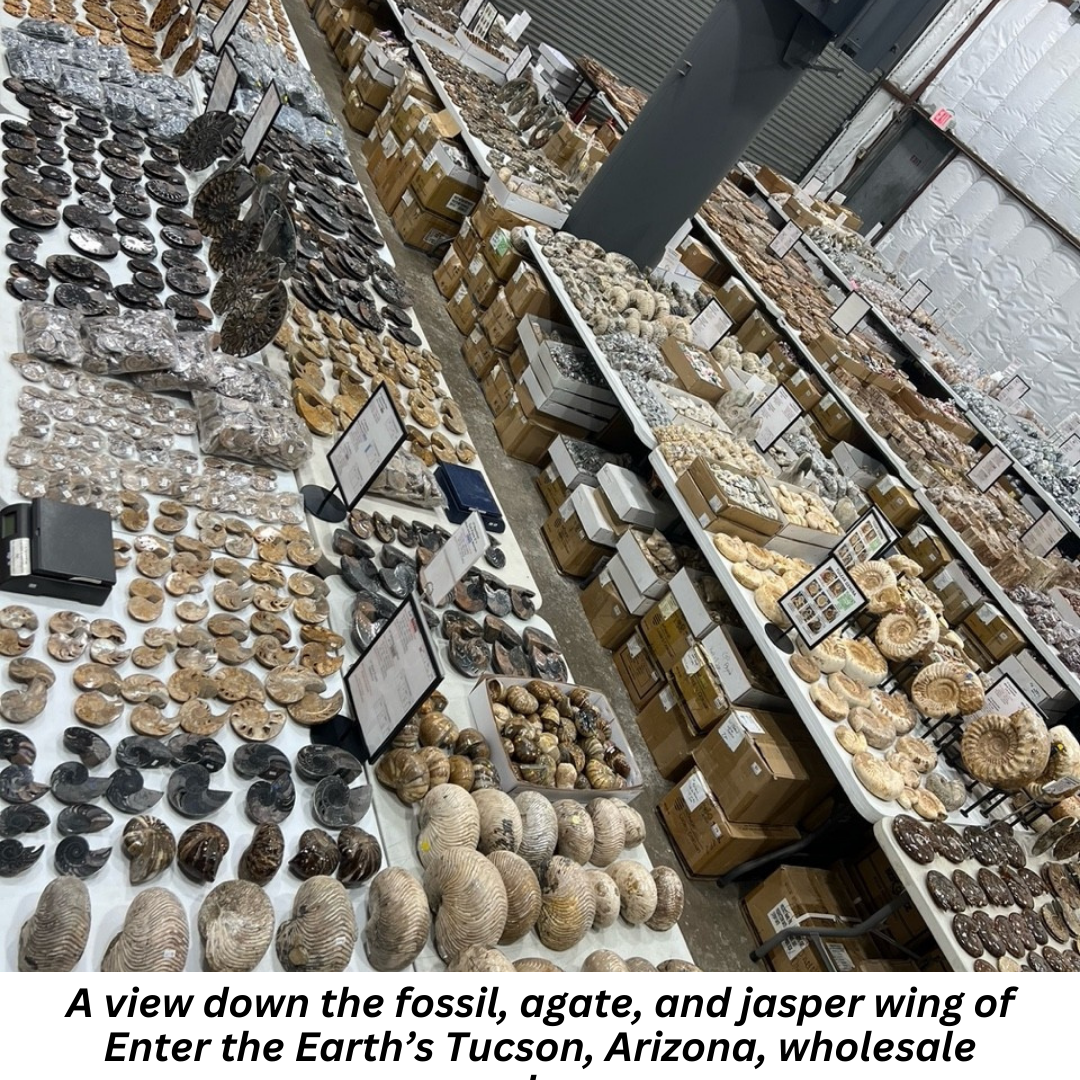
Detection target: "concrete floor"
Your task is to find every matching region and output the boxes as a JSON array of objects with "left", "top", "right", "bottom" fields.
[{"left": 286, "top": 0, "right": 761, "bottom": 972}]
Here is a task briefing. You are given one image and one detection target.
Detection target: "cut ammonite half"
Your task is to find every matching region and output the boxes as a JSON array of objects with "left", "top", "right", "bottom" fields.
[
  {"left": 208, "top": 215, "right": 262, "bottom": 273},
  {"left": 220, "top": 282, "right": 289, "bottom": 357},
  {"left": 210, "top": 252, "right": 283, "bottom": 315},
  {"left": 193, "top": 167, "right": 254, "bottom": 238},
  {"left": 178, "top": 112, "right": 239, "bottom": 173}
]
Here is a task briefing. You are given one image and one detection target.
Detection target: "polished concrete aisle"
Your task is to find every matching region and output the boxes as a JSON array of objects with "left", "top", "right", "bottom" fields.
[{"left": 285, "top": 0, "right": 761, "bottom": 971}]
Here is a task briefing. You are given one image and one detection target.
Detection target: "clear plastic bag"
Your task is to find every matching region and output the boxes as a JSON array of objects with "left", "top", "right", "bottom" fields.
[
  {"left": 81, "top": 312, "right": 178, "bottom": 375},
  {"left": 21, "top": 303, "right": 84, "bottom": 366},
  {"left": 366, "top": 445, "right": 446, "bottom": 509},
  {"left": 18, "top": 18, "right": 75, "bottom": 41},
  {"left": 192, "top": 385, "right": 312, "bottom": 471},
  {"left": 59, "top": 65, "right": 106, "bottom": 108},
  {"left": 5, "top": 45, "right": 63, "bottom": 84}
]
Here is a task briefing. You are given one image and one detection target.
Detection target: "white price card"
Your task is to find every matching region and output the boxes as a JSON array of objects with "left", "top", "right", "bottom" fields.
[
  {"left": 767, "top": 221, "right": 803, "bottom": 259},
  {"left": 1062, "top": 434, "right": 1080, "bottom": 467},
  {"left": 803, "top": 177, "right": 825, "bottom": 197},
  {"left": 472, "top": 1, "right": 497, "bottom": 37},
  {"left": 460, "top": 0, "right": 483, "bottom": 24},
  {"left": 344, "top": 595, "right": 443, "bottom": 762},
  {"left": 997, "top": 374, "right": 1031, "bottom": 408},
  {"left": 966, "top": 674, "right": 1039, "bottom": 722},
  {"left": 752, "top": 384, "right": 802, "bottom": 451},
  {"left": 506, "top": 45, "right": 532, "bottom": 81},
  {"left": 211, "top": 0, "right": 251, "bottom": 52},
  {"left": 241, "top": 81, "right": 283, "bottom": 165},
  {"left": 830, "top": 292, "right": 870, "bottom": 335},
  {"left": 780, "top": 556, "right": 867, "bottom": 648},
  {"left": 205, "top": 50, "right": 238, "bottom": 115},
  {"left": 834, "top": 507, "right": 898, "bottom": 569},
  {"left": 690, "top": 299, "right": 733, "bottom": 351},
  {"left": 419, "top": 512, "right": 488, "bottom": 606},
  {"left": 1057, "top": 413, "right": 1080, "bottom": 445},
  {"left": 327, "top": 382, "right": 407, "bottom": 509},
  {"left": 967, "top": 445, "right": 1012, "bottom": 492},
  {"left": 1022, "top": 509, "right": 1067, "bottom": 558},
  {"left": 900, "top": 279, "right": 932, "bottom": 312}
]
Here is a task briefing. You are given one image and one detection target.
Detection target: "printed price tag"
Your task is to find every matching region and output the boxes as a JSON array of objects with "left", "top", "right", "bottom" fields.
[
  {"left": 690, "top": 299, "right": 733, "bottom": 351},
  {"left": 780, "top": 556, "right": 868, "bottom": 649},
  {"left": 418, "top": 512, "right": 488, "bottom": 607},
  {"left": 344, "top": 596, "right": 443, "bottom": 763},
  {"left": 767, "top": 221, "right": 803, "bottom": 259},
  {"left": 1062, "top": 434, "right": 1080, "bottom": 467},
  {"left": 900, "top": 279, "right": 932, "bottom": 312},
  {"left": 1022, "top": 510, "right": 1067, "bottom": 558},
  {"left": 997, "top": 375, "right": 1031, "bottom": 408},
  {"left": 830, "top": 292, "right": 870, "bottom": 335},
  {"left": 680, "top": 772, "right": 708, "bottom": 812},
  {"left": 752, "top": 384, "right": 802, "bottom": 451},
  {"left": 460, "top": 0, "right": 483, "bottom": 23},
  {"left": 767, "top": 898, "right": 807, "bottom": 960},
  {"left": 967, "top": 446, "right": 1012, "bottom": 493},
  {"left": 506, "top": 45, "right": 532, "bottom": 81},
  {"left": 966, "top": 674, "right": 1041, "bottom": 722},
  {"left": 327, "top": 382, "right": 407, "bottom": 510},
  {"left": 718, "top": 715, "right": 745, "bottom": 753},
  {"left": 211, "top": 0, "right": 251, "bottom": 52}
]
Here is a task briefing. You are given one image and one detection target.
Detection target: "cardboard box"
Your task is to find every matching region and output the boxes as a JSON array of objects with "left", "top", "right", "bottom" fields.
[
  {"left": 661, "top": 338, "right": 729, "bottom": 402},
  {"left": 505, "top": 262, "right": 557, "bottom": 321},
  {"left": 784, "top": 368, "right": 822, "bottom": 411},
  {"left": 998, "top": 650, "right": 1069, "bottom": 717},
  {"left": 929, "top": 562, "right": 983, "bottom": 624},
  {"left": 675, "top": 468, "right": 772, "bottom": 544},
  {"left": 549, "top": 435, "right": 618, "bottom": 491},
  {"left": 479, "top": 288, "right": 519, "bottom": 353},
  {"left": 669, "top": 567, "right": 731, "bottom": 639},
  {"left": 673, "top": 644, "right": 730, "bottom": 734},
  {"left": 412, "top": 109, "right": 460, "bottom": 156},
  {"left": 480, "top": 360, "right": 513, "bottom": 415},
  {"left": 833, "top": 442, "right": 886, "bottom": 490},
  {"left": 388, "top": 68, "right": 438, "bottom": 112},
  {"left": 343, "top": 91, "right": 380, "bottom": 136},
  {"left": 581, "top": 572, "right": 637, "bottom": 650},
  {"left": 756, "top": 165, "right": 794, "bottom": 195},
  {"left": 375, "top": 140, "right": 422, "bottom": 215},
  {"left": 493, "top": 393, "right": 557, "bottom": 465},
  {"left": 355, "top": 46, "right": 396, "bottom": 110},
  {"left": 507, "top": 343, "right": 528, "bottom": 381},
  {"left": 716, "top": 278, "right": 756, "bottom": 324},
  {"left": 641, "top": 593, "right": 694, "bottom": 673},
  {"left": 598, "top": 463, "right": 674, "bottom": 530},
  {"left": 472, "top": 187, "right": 529, "bottom": 241},
  {"left": 843, "top": 847, "right": 930, "bottom": 951},
  {"left": 744, "top": 866, "right": 875, "bottom": 972},
  {"left": 811, "top": 392, "right": 854, "bottom": 441},
  {"left": 464, "top": 252, "right": 499, "bottom": 309},
  {"left": 635, "top": 683, "right": 701, "bottom": 782},
  {"left": 615, "top": 528, "right": 673, "bottom": 600},
  {"left": 366, "top": 131, "right": 400, "bottom": 189},
  {"left": 542, "top": 500, "right": 614, "bottom": 578},
  {"left": 694, "top": 708, "right": 833, "bottom": 825},
  {"left": 686, "top": 457, "right": 782, "bottom": 536},
  {"left": 898, "top": 523, "right": 952, "bottom": 576},
  {"left": 445, "top": 282, "right": 478, "bottom": 337},
  {"left": 453, "top": 219, "right": 480, "bottom": 268},
  {"left": 485, "top": 227, "right": 522, "bottom": 282},
  {"left": 337, "top": 29, "right": 368, "bottom": 71},
  {"left": 613, "top": 631, "right": 665, "bottom": 708},
  {"left": 699, "top": 625, "right": 788, "bottom": 711},
  {"left": 679, "top": 239, "right": 721, "bottom": 281},
  {"left": 392, "top": 188, "right": 458, "bottom": 255},
  {"left": 390, "top": 94, "right": 435, "bottom": 145},
  {"left": 964, "top": 604, "right": 1025, "bottom": 662},
  {"left": 536, "top": 464, "right": 568, "bottom": 513},
  {"left": 569, "top": 484, "right": 625, "bottom": 548},
  {"left": 517, "top": 378, "right": 595, "bottom": 441},
  {"left": 462, "top": 326, "right": 503, "bottom": 380},
  {"left": 660, "top": 769, "right": 799, "bottom": 878},
  {"left": 869, "top": 475, "right": 921, "bottom": 531},
  {"left": 605, "top": 551, "right": 653, "bottom": 617},
  {"left": 413, "top": 141, "right": 482, "bottom": 223},
  {"left": 434, "top": 248, "right": 464, "bottom": 300},
  {"left": 736, "top": 310, "right": 779, "bottom": 354}
]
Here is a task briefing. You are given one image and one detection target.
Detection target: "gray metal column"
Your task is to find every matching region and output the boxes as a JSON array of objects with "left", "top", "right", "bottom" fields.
[{"left": 563, "top": 0, "right": 831, "bottom": 267}]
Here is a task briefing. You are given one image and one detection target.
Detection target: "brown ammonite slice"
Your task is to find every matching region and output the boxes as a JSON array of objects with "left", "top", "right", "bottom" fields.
[
  {"left": 952, "top": 869, "right": 987, "bottom": 907},
  {"left": 999, "top": 865, "right": 1034, "bottom": 910},
  {"left": 926, "top": 870, "right": 966, "bottom": 913},
  {"left": 1024, "top": 907, "right": 1048, "bottom": 946},
  {"left": 1040, "top": 900, "right": 1070, "bottom": 944},
  {"left": 929, "top": 821, "right": 968, "bottom": 864},
  {"left": 976, "top": 868, "right": 1012, "bottom": 908},
  {"left": 1010, "top": 911, "right": 1036, "bottom": 951},
  {"left": 994, "top": 914, "right": 1024, "bottom": 959},
  {"left": 1046, "top": 862, "right": 1080, "bottom": 908},
  {"left": 892, "top": 814, "right": 935, "bottom": 864},
  {"left": 952, "top": 913, "right": 984, "bottom": 958}
]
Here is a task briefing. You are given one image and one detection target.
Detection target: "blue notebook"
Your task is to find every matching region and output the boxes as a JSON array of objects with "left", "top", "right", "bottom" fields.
[{"left": 435, "top": 464, "right": 505, "bottom": 532}]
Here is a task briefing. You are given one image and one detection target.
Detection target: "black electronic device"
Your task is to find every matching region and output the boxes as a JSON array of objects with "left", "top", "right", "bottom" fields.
[{"left": 0, "top": 499, "right": 116, "bottom": 605}]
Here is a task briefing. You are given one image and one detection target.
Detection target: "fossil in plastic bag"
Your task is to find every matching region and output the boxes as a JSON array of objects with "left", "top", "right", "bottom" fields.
[
  {"left": 366, "top": 445, "right": 446, "bottom": 509},
  {"left": 21, "top": 303, "right": 85, "bottom": 367},
  {"left": 81, "top": 312, "right": 178, "bottom": 375}
]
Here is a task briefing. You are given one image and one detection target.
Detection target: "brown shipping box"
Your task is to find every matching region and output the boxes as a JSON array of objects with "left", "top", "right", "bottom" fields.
[
  {"left": 343, "top": 91, "right": 380, "bottom": 136},
  {"left": 480, "top": 362, "right": 513, "bottom": 416},
  {"left": 433, "top": 248, "right": 464, "bottom": 300},
  {"left": 390, "top": 94, "right": 435, "bottom": 145},
  {"left": 612, "top": 631, "right": 665, "bottom": 709},
  {"left": 445, "top": 282, "right": 478, "bottom": 337},
  {"left": 661, "top": 338, "right": 728, "bottom": 402},
  {"left": 464, "top": 253, "right": 499, "bottom": 310},
  {"left": 485, "top": 228, "right": 522, "bottom": 282},
  {"left": 744, "top": 865, "right": 878, "bottom": 973},
  {"left": 375, "top": 140, "right": 422, "bottom": 215},
  {"left": 479, "top": 288, "right": 519, "bottom": 353},
  {"left": 692, "top": 707, "right": 834, "bottom": 826},
  {"left": 472, "top": 188, "right": 529, "bottom": 241},
  {"left": 869, "top": 475, "right": 921, "bottom": 530},
  {"left": 536, "top": 464, "right": 568, "bottom": 514},
  {"left": 660, "top": 768, "right": 799, "bottom": 878},
  {"left": 635, "top": 682, "right": 701, "bottom": 782},
  {"left": 580, "top": 573, "right": 637, "bottom": 651},
  {"left": 462, "top": 326, "right": 502, "bottom": 381},
  {"left": 672, "top": 644, "right": 730, "bottom": 734},
  {"left": 640, "top": 593, "right": 694, "bottom": 673},
  {"left": 505, "top": 263, "right": 557, "bottom": 321},
  {"left": 541, "top": 502, "right": 612, "bottom": 578},
  {"left": 412, "top": 109, "right": 459, "bottom": 156},
  {"left": 413, "top": 142, "right": 483, "bottom": 223},
  {"left": 493, "top": 394, "right": 557, "bottom": 466}
]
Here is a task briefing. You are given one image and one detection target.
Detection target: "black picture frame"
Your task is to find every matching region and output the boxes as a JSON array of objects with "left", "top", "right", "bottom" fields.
[
  {"left": 326, "top": 382, "right": 407, "bottom": 511},
  {"left": 830, "top": 292, "right": 871, "bottom": 336},
  {"left": 205, "top": 49, "right": 238, "bottom": 115},
  {"left": 342, "top": 594, "right": 444, "bottom": 764},
  {"left": 241, "top": 81, "right": 283, "bottom": 166},
  {"left": 752, "top": 384, "right": 803, "bottom": 452},
  {"left": 779, "top": 555, "right": 868, "bottom": 649},
  {"left": 834, "top": 506, "right": 899, "bottom": 569},
  {"left": 211, "top": 0, "right": 251, "bottom": 53}
]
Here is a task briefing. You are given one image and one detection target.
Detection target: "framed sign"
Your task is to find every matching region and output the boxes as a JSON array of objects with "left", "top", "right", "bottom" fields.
[
  {"left": 767, "top": 221, "right": 803, "bottom": 260},
  {"left": 965, "top": 673, "right": 1042, "bottom": 722},
  {"left": 900, "top": 279, "right": 931, "bottom": 312},
  {"left": 328, "top": 382, "right": 408, "bottom": 510},
  {"left": 460, "top": 0, "right": 483, "bottom": 23},
  {"left": 967, "top": 445, "right": 1012, "bottom": 493},
  {"left": 997, "top": 375, "right": 1031, "bottom": 407},
  {"left": 1062, "top": 434, "right": 1080, "bottom": 467},
  {"left": 506, "top": 45, "right": 532, "bottom": 81},
  {"left": 205, "top": 50, "right": 238, "bottom": 115},
  {"left": 752, "top": 384, "right": 802, "bottom": 452},
  {"left": 344, "top": 595, "right": 443, "bottom": 763},
  {"left": 780, "top": 556, "right": 868, "bottom": 649},
  {"left": 1022, "top": 510, "right": 1068, "bottom": 558},
  {"left": 830, "top": 293, "right": 870, "bottom": 335},
  {"left": 472, "top": 1, "right": 497, "bottom": 37},
  {"left": 690, "top": 299, "right": 733, "bottom": 351},
  {"left": 834, "top": 507, "right": 899, "bottom": 570},
  {"left": 419, "top": 511, "right": 488, "bottom": 606},
  {"left": 241, "top": 82, "right": 283, "bottom": 165},
  {"left": 211, "top": 0, "right": 251, "bottom": 52}
]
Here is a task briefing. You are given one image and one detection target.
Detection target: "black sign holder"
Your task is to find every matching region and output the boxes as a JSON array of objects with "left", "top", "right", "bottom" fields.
[
  {"left": 241, "top": 82, "right": 283, "bottom": 166},
  {"left": 830, "top": 292, "right": 871, "bottom": 336},
  {"left": 751, "top": 384, "right": 803, "bottom": 452},
  {"left": 767, "top": 221, "right": 803, "bottom": 260},
  {"left": 834, "top": 506, "right": 899, "bottom": 569},
  {"left": 341, "top": 594, "right": 443, "bottom": 763},
  {"left": 302, "top": 382, "right": 407, "bottom": 523},
  {"left": 211, "top": 0, "right": 251, "bottom": 53},
  {"left": 900, "top": 279, "right": 932, "bottom": 312},
  {"left": 205, "top": 48, "right": 238, "bottom": 115},
  {"left": 778, "top": 555, "right": 868, "bottom": 650}
]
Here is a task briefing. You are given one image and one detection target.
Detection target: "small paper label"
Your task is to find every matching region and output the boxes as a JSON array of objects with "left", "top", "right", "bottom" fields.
[
  {"left": 682, "top": 649, "right": 702, "bottom": 675},
  {"left": 681, "top": 772, "right": 707, "bottom": 812},
  {"left": 447, "top": 193, "right": 477, "bottom": 216},
  {"left": 627, "top": 635, "right": 642, "bottom": 658},
  {"left": 826, "top": 942, "right": 854, "bottom": 972},
  {"left": 8, "top": 538, "right": 29, "bottom": 578},
  {"left": 767, "top": 898, "right": 807, "bottom": 960},
  {"left": 660, "top": 687, "right": 676, "bottom": 711},
  {"left": 559, "top": 500, "right": 574, "bottom": 521},
  {"left": 751, "top": 762, "right": 762, "bottom": 776},
  {"left": 659, "top": 593, "right": 678, "bottom": 619},
  {"left": 469, "top": 256, "right": 484, "bottom": 277},
  {"left": 718, "top": 715, "right": 745, "bottom": 752},
  {"left": 735, "top": 709, "right": 765, "bottom": 734}
]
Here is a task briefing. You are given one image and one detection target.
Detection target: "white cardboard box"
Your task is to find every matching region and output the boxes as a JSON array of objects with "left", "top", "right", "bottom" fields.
[
  {"left": 616, "top": 529, "right": 672, "bottom": 600},
  {"left": 598, "top": 463, "right": 676, "bottom": 529},
  {"left": 521, "top": 368, "right": 608, "bottom": 432},
  {"left": 605, "top": 552, "right": 653, "bottom": 617},
  {"left": 570, "top": 484, "right": 622, "bottom": 547},
  {"left": 549, "top": 435, "right": 617, "bottom": 490},
  {"left": 669, "top": 567, "right": 723, "bottom": 639},
  {"left": 700, "top": 625, "right": 788, "bottom": 710}
]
